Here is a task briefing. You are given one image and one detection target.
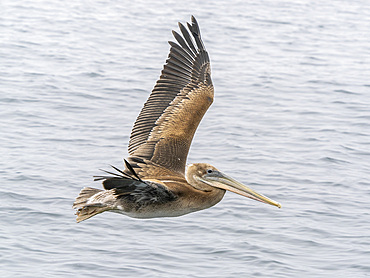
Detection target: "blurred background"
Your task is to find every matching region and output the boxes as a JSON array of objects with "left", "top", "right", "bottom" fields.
[{"left": 1, "top": 0, "right": 369, "bottom": 277}]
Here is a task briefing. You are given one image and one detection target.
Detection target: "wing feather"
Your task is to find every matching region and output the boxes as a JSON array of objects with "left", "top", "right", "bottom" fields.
[
  {"left": 128, "top": 16, "right": 213, "bottom": 176},
  {"left": 179, "top": 23, "right": 197, "bottom": 54},
  {"left": 172, "top": 31, "right": 196, "bottom": 58}
]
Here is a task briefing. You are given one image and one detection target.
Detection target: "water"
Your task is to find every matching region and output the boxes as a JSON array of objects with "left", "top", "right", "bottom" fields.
[{"left": 1, "top": 0, "right": 370, "bottom": 277}]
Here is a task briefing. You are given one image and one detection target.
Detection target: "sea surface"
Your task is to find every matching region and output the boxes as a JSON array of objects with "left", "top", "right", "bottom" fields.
[{"left": 1, "top": 0, "right": 370, "bottom": 277}]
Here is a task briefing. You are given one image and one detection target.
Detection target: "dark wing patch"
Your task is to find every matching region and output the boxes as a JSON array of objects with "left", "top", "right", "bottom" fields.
[
  {"left": 94, "top": 160, "right": 142, "bottom": 183},
  {"left": 102, "top": 177, "right": 144, "bottom": 191},
  {"left": 98, "top": 164, "right": 177, "bottom": 209},
  {"left": 128, "top": 16, "right": 213, "bottom": 176},
  {"left": 114, "top": 180, "right": 177, "bottom": 210}
]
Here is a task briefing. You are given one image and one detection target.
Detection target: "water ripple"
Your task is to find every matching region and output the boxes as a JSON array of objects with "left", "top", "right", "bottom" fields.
[{"left": 2, "top": 0, "right": 370, "bottom": 277}]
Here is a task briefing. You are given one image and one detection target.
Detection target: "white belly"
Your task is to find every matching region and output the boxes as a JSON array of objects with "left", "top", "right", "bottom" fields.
[{"left": 112, "top": 205, "right": 196, "bottom": 219}]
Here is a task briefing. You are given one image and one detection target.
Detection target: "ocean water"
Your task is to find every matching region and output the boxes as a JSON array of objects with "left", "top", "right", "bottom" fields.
[{"left": 1, "top": 0, "right": 370, "bottom": 277}]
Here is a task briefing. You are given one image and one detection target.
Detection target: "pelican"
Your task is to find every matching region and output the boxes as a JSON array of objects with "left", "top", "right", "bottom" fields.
[{"left": 73, "top": 16, "right": 281, "bottom": 222}]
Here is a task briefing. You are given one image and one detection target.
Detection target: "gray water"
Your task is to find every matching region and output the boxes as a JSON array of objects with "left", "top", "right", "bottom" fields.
[{"left": 1, "top": 0, "right": 370, "bottom": 277}]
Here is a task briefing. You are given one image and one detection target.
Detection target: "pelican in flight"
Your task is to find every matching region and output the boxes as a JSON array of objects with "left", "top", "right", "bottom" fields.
[{"left": 73, "top": 16, "right": 281, "bottom": 222}]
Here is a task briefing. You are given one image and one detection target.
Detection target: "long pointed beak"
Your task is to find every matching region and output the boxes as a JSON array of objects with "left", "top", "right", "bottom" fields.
[{"left": 201, "top": 172, "right": 281, "bottom": 208}]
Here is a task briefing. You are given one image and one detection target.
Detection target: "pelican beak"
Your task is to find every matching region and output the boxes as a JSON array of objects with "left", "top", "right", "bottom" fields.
[{"left": 202, "top": 172, "right": 281, "bottom": 208}]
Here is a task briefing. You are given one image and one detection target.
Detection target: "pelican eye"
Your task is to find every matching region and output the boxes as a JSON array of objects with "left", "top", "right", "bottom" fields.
[{"left": 207, "top": 169, "right": 213, "bottom": 174}]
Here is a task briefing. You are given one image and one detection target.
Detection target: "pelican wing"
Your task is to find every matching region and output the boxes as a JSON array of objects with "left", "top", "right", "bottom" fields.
[
  {"left": 103, "top": 177, "right": 177, "bottom": 208},
  {"left": 128, "top": 16, "right": 213, "bottom": 175}
]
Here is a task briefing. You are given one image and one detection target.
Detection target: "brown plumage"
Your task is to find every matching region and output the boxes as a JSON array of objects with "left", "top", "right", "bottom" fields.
[{"left": 73, "top": 16, "right": 281, "bottom": 223}]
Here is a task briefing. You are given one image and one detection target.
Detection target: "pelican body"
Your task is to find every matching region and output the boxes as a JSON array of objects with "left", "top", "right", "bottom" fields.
[{"left": 73, "top": 16, "right": 281, "bottom": 222}]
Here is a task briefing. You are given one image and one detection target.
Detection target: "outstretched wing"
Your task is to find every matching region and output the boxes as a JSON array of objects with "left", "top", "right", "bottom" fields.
[{"left": 128, "top": 16, "right": 213, "bottom": 176}]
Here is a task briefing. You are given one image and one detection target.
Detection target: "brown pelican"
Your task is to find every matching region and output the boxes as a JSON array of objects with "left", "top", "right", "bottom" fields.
[{"left": 73, "top": 16, "right": 281, "bottom": 222}]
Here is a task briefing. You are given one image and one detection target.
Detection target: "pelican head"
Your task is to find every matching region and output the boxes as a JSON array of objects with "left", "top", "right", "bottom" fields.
[{"left": 186, "top": 163, "right": 281, "bottom": 208}]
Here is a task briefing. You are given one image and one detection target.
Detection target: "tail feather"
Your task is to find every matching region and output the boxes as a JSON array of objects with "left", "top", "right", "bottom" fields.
[
  {"left": 73, "top": 187, "right": 109, "bottom": 223},
  {"left": 73, "top": 187, "right": 102, "bottom": 209},
  {"left": 75, "top": 204, "right": 109, "bottom": 223}
]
